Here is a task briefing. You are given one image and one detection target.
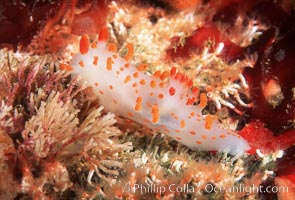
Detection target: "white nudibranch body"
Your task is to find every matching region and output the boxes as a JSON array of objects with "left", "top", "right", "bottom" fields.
[{"left": 69, "top": 36, "right": 250, "bottom": 155}]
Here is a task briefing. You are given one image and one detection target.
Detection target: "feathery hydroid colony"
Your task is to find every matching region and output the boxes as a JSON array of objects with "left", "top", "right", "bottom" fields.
[
  {"left": 107, "top": 1, "right": 201, "bottom": 68},
  {"left": 0, "top": 49, "right": 132, "bottom": 199}
]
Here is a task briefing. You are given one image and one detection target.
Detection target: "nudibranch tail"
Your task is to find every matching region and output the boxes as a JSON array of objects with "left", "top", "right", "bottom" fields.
[{"left": 69, "top": 29, "right": 250, "bottom": 155}]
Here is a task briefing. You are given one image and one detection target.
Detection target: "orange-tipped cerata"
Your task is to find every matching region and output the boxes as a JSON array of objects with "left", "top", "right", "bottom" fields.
[
  {"left": 98, "top": 27, "right": 109, "bottom": 41},
  {"left": 80, "top": 35, "right": 89, "bottom": 55}
]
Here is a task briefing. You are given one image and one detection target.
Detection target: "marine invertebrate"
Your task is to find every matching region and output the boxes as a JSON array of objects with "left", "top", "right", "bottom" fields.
[
  {"left": 0, "top": 49, "right": 132, "bottom": 199},
  {"left": 70, "top": 31, "right": 251, "bottom": 155},
  {"left": 67, "top": 0, "right": 294, "bottom": 157}
]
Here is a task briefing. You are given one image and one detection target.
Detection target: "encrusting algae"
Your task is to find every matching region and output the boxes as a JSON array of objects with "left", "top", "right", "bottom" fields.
[{"left": 0, "top": 0, "right": 294, "bottom": 199}]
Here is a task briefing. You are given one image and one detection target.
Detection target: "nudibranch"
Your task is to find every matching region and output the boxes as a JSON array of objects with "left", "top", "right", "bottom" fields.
[{"left": 66, "top": 30, "right": 250, "bottom": 155}]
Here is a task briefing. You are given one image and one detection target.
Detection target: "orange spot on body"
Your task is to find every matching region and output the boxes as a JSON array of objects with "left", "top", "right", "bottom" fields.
[
  {"left": 205, "top": 115, "right": 215, "bottom": 130},
  {"left": 124, "top": 63, "right": 130, "bottom": 68},
  {"left": 150, "top": 80, "right": 156, "bottom": 88},
  {"left": 98, "top": 27, "right": 109, "bottom": 41},
  {"left": 219, "top": 134, "right": 226, "bottom": 139},
  {"left": 190, "top": 131, "right": 196, "bottom": 135},
  {"left": 159, "top": 82, "right": 165, "bottom": 88},
  {"left": 107, "top": 43, "right": 117, "bottom": 52},
  {"left": 127, "top": 112, "right": 134, "bottom": 117},
  {"left": 199, "top": 93, "right": 208, "bottom": 108},
  {"left": 135, "top": 96, "right": 142, "bottom": 111},
  {"left": 79, "top": 60, "right": 85, "bottom": 67},
  {"left": 124, "top": 75, "right": 131, "bottom": 83},
  {"left": 180, "top": 120, "right": 185, "bottom": 128},
  {"left": 140, "top": 79, "right": 146, "bottom": 85},
  {"left": 93, "top": 56, "right": 98, "bottom": 65},
  {"left": 169, "top": 87, "right": 176, "bottom": 96},
  {"left": 176, "top": 137, "right": 182, "bottom": 140},
  {"left": 158, "top": 93, "right": 164, "bottom": 99},
  {"left": 106, "top": 57, "right": 114, "bottom": 70},
  {"left": 109, "top": 85, "right": 113, "bottom": 89},
  {"left": 201, "top": 134, "right": 207, "bottom": 139},
  {"left": 80, "top": 35, "right": 89, "bottom": 55},
  {"left": 150, "top": 92, "right": 154, "bottom": 96},
  {"left": 95, "top": 82, "right": 99, "bottom": 86},
  {"left": 211, "top": 136, "right": 216, "bottom": 140},
  {"left": 60, "top": 63, "right": 73, "bottom": 71},
  {"left": 137, "top": 63, "right": 148, "bottom": 71},
  {"left": 132, "top": 83, "right": 137, "bottom": 87},
  {"left": 133, "top": 72, "right": 139, "bottom": 78},
  {"left": 196, "top": 140, "right": 202, "bottom": 144},
  {"left": 151, "top": 104, "right": 159, "bottom": 123},
  {"left": 146, "top": 102, "right": 152, "bottom": 108},
  {"left": 113, "top": 99, "right": 118, "bottom": 104},
  {"left": 124, "top": 43, "right": 134, "bottom": 61},
  {"left": 99, "top": 90, "right": 104, "bottom": 95}
]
